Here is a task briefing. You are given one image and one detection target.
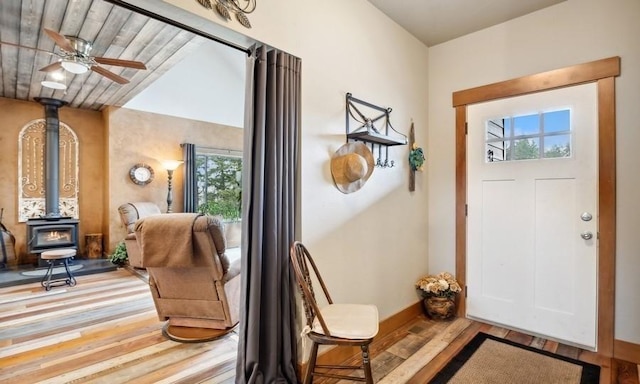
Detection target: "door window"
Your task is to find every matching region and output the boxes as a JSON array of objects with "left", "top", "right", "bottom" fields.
[{"left": 485, "top": 109, "right": 571, "bottom": 162}]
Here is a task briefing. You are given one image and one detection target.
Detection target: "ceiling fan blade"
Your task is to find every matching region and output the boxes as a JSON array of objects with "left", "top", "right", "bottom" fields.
[
  {"left": 94, "top": 57, "right": 147, "bottom": 70},
  {"left": 39, "top": 61, "right": 63, "bottom": 72},
  {"left": 44, "top": 28, "right": 75, "bottom": 52},
  {"left": 91, "top": 65, "right": 129, "bottom": 84},
  {"left": 0, "top": 40, "right": 55, "bottom": 55}
]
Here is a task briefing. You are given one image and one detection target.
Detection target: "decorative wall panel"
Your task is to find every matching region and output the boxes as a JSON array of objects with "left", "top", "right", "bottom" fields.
[{"left": 18, "top": 119, "right": 79, "bottom": 222}]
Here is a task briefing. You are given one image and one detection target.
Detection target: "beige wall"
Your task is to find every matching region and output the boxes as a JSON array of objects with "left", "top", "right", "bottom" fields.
[
  {"left": 151, "top": 0, "right": 431, "bottom": 324},
  {"left": 0, "top": 98, "right": 242, "bottom": 263},
  {"left": 151, "top": 0, "right": 640, "bottom": 347},
  {"left": 0, "top": 97, "right": 105, "bottom": 264},
  {"left": 427, "top": 0, "right": 640, "bottom": 343},
  {"left": 105, "top": 106, "right": 243, "bottom": 252}
]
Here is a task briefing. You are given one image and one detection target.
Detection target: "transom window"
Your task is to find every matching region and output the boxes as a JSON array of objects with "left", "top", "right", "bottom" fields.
[{"left": 485, "top": 109, "right": 571, "bottom": 162}]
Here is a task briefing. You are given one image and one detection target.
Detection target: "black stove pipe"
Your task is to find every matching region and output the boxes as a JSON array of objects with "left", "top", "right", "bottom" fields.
[{"left": 34, "top": 97, "right": 68, "bottom": 219}]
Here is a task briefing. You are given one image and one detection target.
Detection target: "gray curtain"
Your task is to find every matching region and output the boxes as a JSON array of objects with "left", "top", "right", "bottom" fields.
[
  {"left": 182, "top": 143, "right": 198, "bottom": 213},
  {"left": 236, "top": 46, "right": 300, "bottom": 383}
]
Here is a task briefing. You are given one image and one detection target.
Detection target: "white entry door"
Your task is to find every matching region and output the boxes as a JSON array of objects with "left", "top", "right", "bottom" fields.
[{"left": 467, "top": 83, "right": 598, "bottom": 349}]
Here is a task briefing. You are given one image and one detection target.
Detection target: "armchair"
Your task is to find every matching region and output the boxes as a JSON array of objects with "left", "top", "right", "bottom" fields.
[
  {"left": 135, "top": 213, "right": 241, "bottom": 342},
  {"left": 117, "top": 202, "right": 161, "bottom": 268}
]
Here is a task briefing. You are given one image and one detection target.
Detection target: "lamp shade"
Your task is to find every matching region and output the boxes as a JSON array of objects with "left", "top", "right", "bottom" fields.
[{"left": 162, "top": 160, "right": 183, "bottom": 171}]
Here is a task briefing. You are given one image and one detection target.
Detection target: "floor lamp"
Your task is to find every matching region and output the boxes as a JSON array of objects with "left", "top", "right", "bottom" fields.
[{"left": 162, "top": 160, "right": 183, "bottom": 213}]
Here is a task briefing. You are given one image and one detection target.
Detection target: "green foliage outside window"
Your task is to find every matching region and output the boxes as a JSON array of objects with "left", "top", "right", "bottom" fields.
[
  {"left": 544, "top": 144, "right": 571, "bottom": 158},
  {"left": 506, "top": 139, "right": 571, "bottom": 161},
  {"left": 508, "top": 139, "right": 539, "bottom": 161},
  {"left": 196, "top": 154, "right": 242, "bottom": 221}
]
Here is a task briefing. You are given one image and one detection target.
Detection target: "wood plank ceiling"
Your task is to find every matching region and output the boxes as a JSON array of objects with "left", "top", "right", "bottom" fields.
[{"left": 0, "top": 0, "right": 203, "bottom": 110}]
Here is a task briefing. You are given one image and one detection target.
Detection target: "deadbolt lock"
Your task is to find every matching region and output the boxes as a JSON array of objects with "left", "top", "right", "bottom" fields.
[{"left": 581, "top": 231, "right": 593, "bottom": 240}]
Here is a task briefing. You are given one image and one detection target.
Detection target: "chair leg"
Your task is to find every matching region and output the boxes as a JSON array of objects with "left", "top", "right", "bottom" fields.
[
  {"left": 40, "top": 261, "right": 54, "bottom": 291},
  {"left": 304, "top": 341, "right": 319, "bottom": 384},
  {"left": 361, "top": 344, "right": 374, "bottom": 384},
  {"left": 62, "top": 258, "right": 77, "bottom": 287}
]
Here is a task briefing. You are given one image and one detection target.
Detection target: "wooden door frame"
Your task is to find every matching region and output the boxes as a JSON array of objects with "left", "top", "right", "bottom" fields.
[{"left": 453, "top": 57, "right": 620, "bottom": 357}]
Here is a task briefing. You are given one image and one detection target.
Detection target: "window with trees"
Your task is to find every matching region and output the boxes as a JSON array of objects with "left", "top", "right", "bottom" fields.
[
  {"left": 196, "top": 151, "right": 242, "bottom": 221},
  {"left": 485, "top": 109, "right": 571, "bottom": 162}
]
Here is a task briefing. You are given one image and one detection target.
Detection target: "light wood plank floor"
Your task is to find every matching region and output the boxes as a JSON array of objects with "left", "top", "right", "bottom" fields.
[
  {"left": 1, "top": 268, "right": 637, "bottom": 383},
  {"left": 0, "top": 269, "right": 237, "bottom": 383},
  {"left": 313, "top": 314, "right": 639, "bottom": 384}
]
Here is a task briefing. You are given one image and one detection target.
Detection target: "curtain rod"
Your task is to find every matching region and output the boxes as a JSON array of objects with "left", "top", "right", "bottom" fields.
[
  {"left": 182, "top": 143, "right": 243, "bottom": 154},
  {"left": 105, "top": 0, "right": 252, "bottom": 56}
]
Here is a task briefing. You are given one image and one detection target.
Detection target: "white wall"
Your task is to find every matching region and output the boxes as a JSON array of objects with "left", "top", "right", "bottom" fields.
[
  {"left": 144, "top": 1, "right": 431, "bottom": 320},
  {"left": 427, "top": 0, "right": 640, "bottom": 344},
  {"left": 123, "top": 39, "right": 246, "bottom": 128}
]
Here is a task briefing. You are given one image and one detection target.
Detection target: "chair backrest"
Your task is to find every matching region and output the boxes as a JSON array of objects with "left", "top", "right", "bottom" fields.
[
  {"left": 118, "top": 202, "right": 161, "bottom": 234},
  {"left": 191, "top": 214, "right": 230, "bottom": 274},
  {"left": 136, "top": 213, "right": 229, "bottom": 272},
  {"left": 290, "top": 241, "right": 334, "bottom": 336}
]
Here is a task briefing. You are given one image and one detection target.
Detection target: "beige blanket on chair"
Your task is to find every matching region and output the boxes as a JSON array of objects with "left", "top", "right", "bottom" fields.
[{"left": 135, "top": 213, "right": 203, "bottom": 268}]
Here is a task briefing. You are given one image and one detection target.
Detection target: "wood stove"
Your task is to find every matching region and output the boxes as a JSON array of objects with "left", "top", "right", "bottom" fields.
[
  {"left": 27, "top": 218, "right": 79, "bottom": 254},
  {"left": 27, "top": 218, "right": 79, "bottom": 267}
]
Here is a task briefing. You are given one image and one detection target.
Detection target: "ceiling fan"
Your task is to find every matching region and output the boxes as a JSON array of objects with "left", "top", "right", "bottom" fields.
[
  {"left": 41, "top": 28, "right": 146, "bottom": 84},
  {"left": 2, "top": 28, "right": 146, "bottom": 85}
]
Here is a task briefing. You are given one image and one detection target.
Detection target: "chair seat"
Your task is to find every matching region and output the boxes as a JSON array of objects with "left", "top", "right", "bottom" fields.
[
  {"left": 312, "top": 303, "right": 378, "bottom": 339},
  {"left": 41, "top": 248, "right": 76, "bottom": 260}
]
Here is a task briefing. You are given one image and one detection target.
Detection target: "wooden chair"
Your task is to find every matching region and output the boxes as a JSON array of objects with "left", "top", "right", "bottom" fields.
[{"left": 290, "top": 241, "right": 379, "bottom": 383}]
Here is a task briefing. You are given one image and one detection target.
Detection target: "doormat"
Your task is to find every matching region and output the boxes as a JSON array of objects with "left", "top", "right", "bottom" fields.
[
  {"left": 21, "top": 265, "right": 83, "bottom": 277},
  {"left": 430, "top": 332, "right": 600, "bottom": 384}
]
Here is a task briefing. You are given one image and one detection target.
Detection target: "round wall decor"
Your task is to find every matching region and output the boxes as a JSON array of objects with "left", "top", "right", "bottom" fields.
[{"left": 129, "top": 163, "right": 154, "bottom": 186}]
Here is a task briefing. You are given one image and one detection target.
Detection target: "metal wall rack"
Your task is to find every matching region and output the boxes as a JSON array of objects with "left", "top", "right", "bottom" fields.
[{"left": 345, "top": 93, "right": 407, "bottom": 168}]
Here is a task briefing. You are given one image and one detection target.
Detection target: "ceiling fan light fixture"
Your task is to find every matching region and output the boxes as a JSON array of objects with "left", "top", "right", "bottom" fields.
[
  {"left": 50, "top": 70, "right": 65, "bottom": 81},
  {"left": 41, "top": 80, "right": 67, "bottom": 90},
  {"left": 41, "top": 69, "right": 67, "bottom": 90},
  {"left": 61, "top": 58, "right": 89, "bottom": 74}
]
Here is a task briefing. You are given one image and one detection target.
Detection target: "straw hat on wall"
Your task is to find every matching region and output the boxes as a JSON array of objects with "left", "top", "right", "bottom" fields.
[{"left": 330, "top": 142, "right": 375, "bottom": 194}]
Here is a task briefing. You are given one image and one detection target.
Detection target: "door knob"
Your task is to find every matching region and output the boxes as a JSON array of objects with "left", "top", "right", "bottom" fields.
[
  {"left": 581, "top": 212, "right": 592, "bottom": 221},
  {"left": 581, "top": 231, "right": 593, "bottom": 240}
]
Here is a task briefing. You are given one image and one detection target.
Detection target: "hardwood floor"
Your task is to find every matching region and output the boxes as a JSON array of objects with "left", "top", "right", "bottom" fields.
[
  {"left": 309, "top": 315, "right": 638, "bottom": 384},
  {"left": 1, "top": 268, "right": 637, "bottom": 383},
  {"left": 0, "top": 269, "right": 237, "bottom": 383}
]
